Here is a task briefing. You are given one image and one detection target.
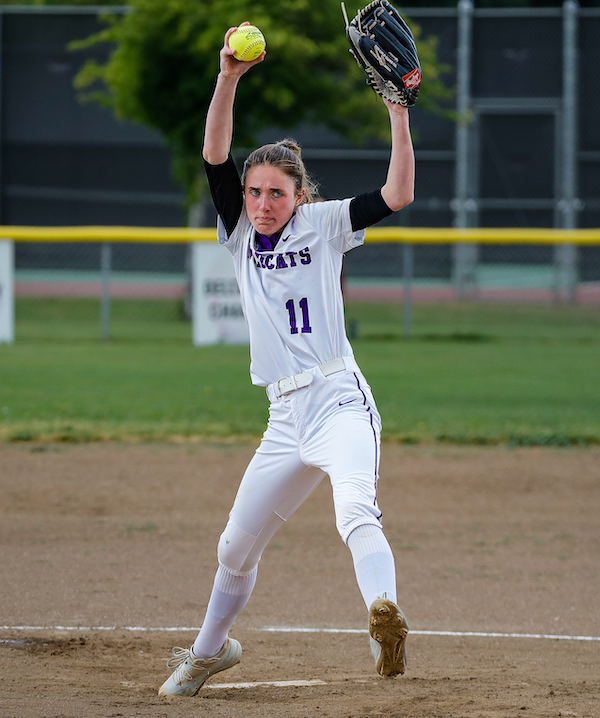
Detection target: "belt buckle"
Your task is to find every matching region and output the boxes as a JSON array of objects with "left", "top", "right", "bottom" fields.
[
  {"left": 276, "top": 371, "right": 313, "bottom": 397},
  {"left": 277, "top": 376, "right": 297, "bottom": 396}
]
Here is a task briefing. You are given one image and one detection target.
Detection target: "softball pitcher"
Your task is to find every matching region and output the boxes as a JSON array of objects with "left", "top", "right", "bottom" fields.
[{"left": 159, "top": 12, "right": 417, "bottom": 696}]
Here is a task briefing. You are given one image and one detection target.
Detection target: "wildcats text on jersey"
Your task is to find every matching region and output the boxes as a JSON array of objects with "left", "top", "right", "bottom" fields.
[{"left": 247, "top": 244, "right": 312, "bottom": 270}]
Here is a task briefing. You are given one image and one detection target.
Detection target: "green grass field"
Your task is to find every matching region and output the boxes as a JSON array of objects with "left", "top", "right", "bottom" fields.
[{"left": 1, "top": 297, "right": 599, "bottom": 445}]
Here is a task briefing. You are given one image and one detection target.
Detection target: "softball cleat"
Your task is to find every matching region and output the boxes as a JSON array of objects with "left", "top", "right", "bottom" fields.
[
  {"left": 369, "top": 597, "right": 409, "bottom": 677},
  {"left": 158, "top": 638, "right": 242, "bottom": 697}
]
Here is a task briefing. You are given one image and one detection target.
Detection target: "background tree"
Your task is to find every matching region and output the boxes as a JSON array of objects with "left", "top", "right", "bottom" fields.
[{"left": 73, "top": 0, "right": 450, "bottom": 212}]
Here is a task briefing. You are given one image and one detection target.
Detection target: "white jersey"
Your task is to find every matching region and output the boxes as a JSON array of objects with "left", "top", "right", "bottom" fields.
[{"left": 217, "top": 198, "right": 365, "bottom": 387}]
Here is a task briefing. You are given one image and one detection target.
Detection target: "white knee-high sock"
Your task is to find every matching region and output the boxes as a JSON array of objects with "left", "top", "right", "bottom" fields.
[
  {"left": 192, "top": 564, "right": 257, "bottom": 659},
  {"left": 347, "top": 524, "right": 397, "bottom": 608}
]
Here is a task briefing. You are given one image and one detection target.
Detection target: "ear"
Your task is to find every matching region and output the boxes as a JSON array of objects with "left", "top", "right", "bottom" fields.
[{"left": 296, "top": 188, "right": 306, "bottom": 206}]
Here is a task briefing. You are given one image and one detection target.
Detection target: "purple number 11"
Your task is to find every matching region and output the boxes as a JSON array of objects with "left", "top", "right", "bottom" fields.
[{"left": 285, "top": 297, "right": 312, "bottom": 334}]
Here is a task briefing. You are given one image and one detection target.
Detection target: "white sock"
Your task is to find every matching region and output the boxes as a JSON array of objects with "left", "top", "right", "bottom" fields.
[
  {"left": 192, "top": 564, "right": 257, "bottom": 658},
  {"left": 347, "top": 524, "right": 397, "bottom": 608}
]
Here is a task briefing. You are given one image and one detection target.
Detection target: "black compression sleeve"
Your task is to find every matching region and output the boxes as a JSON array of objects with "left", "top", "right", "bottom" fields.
[
  {"left": 204, "top": 155, "right": 244, "bottom": 237},
  {"left": 350, "top": 189, "right": 395, "bottom": 231}
]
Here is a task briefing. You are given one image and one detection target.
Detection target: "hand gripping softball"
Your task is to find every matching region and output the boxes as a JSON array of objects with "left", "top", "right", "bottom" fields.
[{"left": 343, "top": 0, "right": 421, "bottom": 107}]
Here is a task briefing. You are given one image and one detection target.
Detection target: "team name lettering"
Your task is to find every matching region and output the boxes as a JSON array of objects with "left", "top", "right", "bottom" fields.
[
  {"left": 248, "top": 246, "right": 312, "bottom": 270},
  {"left": 298, "top": 248, "right": 311, "bottom": 265}
]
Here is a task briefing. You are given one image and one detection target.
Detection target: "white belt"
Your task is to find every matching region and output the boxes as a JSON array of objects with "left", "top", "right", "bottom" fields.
[{"left": 273, "top": 358, "right": 347, "bottom": 398}]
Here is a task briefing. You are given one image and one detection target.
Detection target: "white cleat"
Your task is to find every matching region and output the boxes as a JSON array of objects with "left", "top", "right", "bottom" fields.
[
  {"left": 369, "top": 597, "right": 409, "bottom": 677},
  {"left": 158, "top": 638, "right": 242, "bottom": 697}
]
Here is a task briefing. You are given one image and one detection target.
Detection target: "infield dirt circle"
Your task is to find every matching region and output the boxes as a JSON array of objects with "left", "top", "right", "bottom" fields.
[{"left": 1, "top": 443, "right": 598, "bottom": 718}]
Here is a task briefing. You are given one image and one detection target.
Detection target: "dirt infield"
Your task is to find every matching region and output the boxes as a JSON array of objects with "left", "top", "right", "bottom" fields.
[{"left": 1, "top": 442, "right": 599, "bottom": 718}]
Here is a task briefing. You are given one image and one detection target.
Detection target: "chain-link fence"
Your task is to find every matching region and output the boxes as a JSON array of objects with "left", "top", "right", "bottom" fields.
[{"left": 6, "top": 231, "right": 598, "bottom": 343}]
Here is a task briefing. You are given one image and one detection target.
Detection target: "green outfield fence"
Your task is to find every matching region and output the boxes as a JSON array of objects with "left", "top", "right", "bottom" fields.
[{"left": 3, "top": 225, "right": 600, "bottom": 342}]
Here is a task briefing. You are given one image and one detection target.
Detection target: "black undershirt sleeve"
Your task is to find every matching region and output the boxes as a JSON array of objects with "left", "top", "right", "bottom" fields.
[
  {"left": 204, "top": 155, "right": 244, "bottom": 237},
  {"left": 350, "top": 189, "right": 395, "bottom": 231}
]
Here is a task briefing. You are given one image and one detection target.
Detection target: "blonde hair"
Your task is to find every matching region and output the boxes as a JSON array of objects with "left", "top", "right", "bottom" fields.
[{"left": 242, "top": 139, "right": 319, "bottom": 204}]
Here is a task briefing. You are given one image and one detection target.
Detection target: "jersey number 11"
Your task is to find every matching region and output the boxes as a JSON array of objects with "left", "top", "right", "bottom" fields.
[{"left": 285, "top": 298, "right": 312, "bottom": 334}]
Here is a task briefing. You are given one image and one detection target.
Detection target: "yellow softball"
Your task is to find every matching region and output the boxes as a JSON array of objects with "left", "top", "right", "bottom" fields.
[{"left": 229, "top": 25, "right": 266, "bottom": 62}]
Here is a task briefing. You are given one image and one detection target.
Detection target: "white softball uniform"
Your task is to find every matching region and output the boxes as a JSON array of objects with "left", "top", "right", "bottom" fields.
[{"left": 216, "top": 199, "right": 385, "bottom": 573}]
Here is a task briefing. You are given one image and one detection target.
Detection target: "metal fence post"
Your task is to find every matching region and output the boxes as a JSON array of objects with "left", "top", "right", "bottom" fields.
[
  {"left": 100, "top": 242, "right": 112, "bottom": 341},
  {"left": 402, "top": 242, "right": 414, "bottom": 338},
  {"left": 454, "top": 0, "right": 476, "bottom": 301},
  {"left": 556, "top": 0, "right": 580, "bottom": 304}
]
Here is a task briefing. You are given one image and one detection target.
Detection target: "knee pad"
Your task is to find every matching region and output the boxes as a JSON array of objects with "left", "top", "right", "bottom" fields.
[
  {"left": 217, "top": 521, "right": 256, "bottom": 576},
  {"left": 217, "top": 512, "right": 284, "bottom": 575}
]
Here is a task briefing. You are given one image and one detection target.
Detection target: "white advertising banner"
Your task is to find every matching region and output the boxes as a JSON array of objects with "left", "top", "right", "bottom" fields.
[
  {"left": 0, "top": 240, "right": 14, "bottom": 344},
  {"left": 191, "top": 242, "right": 249, "bottom": 345}
]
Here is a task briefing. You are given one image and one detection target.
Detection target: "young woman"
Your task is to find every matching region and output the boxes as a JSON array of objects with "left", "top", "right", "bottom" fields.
[{"left": 159, "top": 22, "right": 415, "bottom": 697}]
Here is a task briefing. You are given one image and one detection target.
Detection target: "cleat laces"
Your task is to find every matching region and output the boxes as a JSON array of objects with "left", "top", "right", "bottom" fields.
[{"left": 165, "top": 646, "right": 218, "bottom": 685}]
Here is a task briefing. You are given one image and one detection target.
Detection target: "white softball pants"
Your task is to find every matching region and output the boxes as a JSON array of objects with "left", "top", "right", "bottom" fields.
[{"left": 217, "top": 366, "right": 386, "bottom": 574}]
